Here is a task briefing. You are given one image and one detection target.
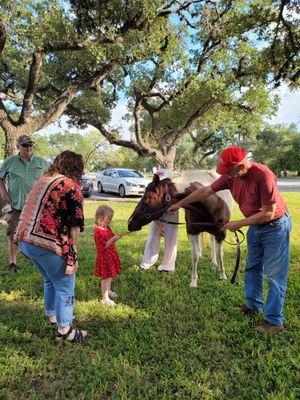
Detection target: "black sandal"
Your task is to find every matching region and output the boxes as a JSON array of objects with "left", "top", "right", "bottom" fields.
[
  {"left": 49, "top": 317, "right": 56, "bottom": 326},
  {"left": 56, "top": 327, "right": 87, "bottom": 343}
]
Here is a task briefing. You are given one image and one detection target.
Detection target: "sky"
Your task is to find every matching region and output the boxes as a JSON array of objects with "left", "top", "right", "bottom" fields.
[
  {"left": 38, "top": 86, "right": 300, "bottom": 138},
  {"left": 268, "top": 86, "right": 300, "bottom": 126}
]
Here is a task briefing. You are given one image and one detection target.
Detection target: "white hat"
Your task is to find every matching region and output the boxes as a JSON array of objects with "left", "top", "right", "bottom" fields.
[{"left": 155, "top": 168, "right": 169, "bottom": 180}]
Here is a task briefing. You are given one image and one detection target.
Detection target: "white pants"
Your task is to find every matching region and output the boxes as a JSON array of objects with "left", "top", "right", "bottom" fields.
[{"left": 140, "top": 213, "right": 178, "bottom": 271}]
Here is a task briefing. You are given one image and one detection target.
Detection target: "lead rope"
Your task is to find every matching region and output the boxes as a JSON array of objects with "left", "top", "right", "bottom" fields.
[
  {"left": 158, "top": 184, "right": 245, "bottom": 283},
  {"left": 227, "top": 229, "right": 245, "bottom": 284}
]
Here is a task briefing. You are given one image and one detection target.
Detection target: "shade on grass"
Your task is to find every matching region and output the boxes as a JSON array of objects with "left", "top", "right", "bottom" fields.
[{"left": 0, "top": 193, "right": 299, "bottom": 399}]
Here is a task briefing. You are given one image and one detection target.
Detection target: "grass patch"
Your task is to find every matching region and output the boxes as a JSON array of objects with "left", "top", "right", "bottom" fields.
[{"left": 0, "top": 193, "right": 299, "bottom": 399}]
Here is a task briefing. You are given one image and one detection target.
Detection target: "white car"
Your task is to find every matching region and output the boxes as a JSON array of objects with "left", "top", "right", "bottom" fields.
[{"left": 96, "top": 168, "right": 151, "bottom": 197}]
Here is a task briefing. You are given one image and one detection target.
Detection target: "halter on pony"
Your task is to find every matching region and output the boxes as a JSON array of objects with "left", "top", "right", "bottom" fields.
[{"left": 139, "top": 178, "right": 244, "bottom": 284}]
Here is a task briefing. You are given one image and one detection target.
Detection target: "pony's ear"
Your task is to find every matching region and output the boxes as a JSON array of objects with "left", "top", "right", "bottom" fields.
[{"left": 152, "top": 174, "right": 160, "bottom": 185}]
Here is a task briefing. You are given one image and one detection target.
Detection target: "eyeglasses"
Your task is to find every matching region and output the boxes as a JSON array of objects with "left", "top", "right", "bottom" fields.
[{"left": 21, "top": 143, "right": 33, "bottom": 148}]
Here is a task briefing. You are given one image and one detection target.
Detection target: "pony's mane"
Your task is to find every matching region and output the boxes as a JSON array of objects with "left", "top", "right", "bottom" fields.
[{"left": 146, "top": 177, "right": 178, "bottom": 197}]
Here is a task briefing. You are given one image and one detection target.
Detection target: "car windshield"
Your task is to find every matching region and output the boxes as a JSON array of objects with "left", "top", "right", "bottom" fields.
[{"left": 117, "top": 170, "right": 143, "bottom": 178}]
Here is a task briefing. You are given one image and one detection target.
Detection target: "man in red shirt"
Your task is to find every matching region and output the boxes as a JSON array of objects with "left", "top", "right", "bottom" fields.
[{"left": 168, "top": 146, "right": 292, "bottom": 334}]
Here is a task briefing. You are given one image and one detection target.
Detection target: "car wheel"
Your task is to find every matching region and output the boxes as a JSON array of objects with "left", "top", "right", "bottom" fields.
[
  {"left": 97, "top": 182, "right": 104, "bottom": 193},
  {"left": 118, "top": 185, "right": 126, "bottom": 198}
]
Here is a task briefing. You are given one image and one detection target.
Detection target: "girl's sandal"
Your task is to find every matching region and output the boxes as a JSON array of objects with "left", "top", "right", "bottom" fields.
[{"left": 56, "top": 327, "right": 87, "bottom": 343}]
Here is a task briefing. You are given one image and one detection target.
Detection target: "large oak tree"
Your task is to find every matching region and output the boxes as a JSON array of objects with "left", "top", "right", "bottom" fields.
[
  {"left": 0, "top": 1, "right": 299, "bottom": 169},
  {"left": 66, "top": 1, "right": 299, "bottom": 170},
  {"left": 0, "top": 0, "right": 182, "bottom": 155}
]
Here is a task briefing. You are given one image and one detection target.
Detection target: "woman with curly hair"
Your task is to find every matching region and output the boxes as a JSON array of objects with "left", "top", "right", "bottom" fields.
[{"left": 15, "top": 151, "right": 87, "bottom": 343}]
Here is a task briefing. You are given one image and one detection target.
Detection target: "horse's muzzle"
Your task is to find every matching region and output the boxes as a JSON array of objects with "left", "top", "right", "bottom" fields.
[{"left": 127, "top": 219, "right": 142, "bottom": 232}]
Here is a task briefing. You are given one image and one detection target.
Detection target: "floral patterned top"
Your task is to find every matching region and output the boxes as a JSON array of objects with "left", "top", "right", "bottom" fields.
[{"left": 15, "top": 174, "right": 84, "bottom": 274}]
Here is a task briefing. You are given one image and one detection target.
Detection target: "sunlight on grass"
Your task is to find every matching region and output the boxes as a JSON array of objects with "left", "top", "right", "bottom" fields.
[
  {"left": 0, "top": 194, "right": 299, "bottom": 399},
  {"left": 0, "top": 290, "right": 27, "bottom": 301},
  {"left": 76, "top": 299, "right": 150, "bottom": 321}
]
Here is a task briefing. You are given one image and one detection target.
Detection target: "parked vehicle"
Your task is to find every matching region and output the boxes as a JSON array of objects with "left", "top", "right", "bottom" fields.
[
  {"left": 81, "top": 174, "right": 93, "bottom": 198},
  {"left": 96, "top": 168, "right": 151, "bottom": 197}
]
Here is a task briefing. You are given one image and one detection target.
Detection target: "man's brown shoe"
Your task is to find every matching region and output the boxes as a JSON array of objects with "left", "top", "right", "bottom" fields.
[
  {"left": 256, "top": 321, "right": 284, "bottom": 334},
  {"left": 237, "top": 305, "right": 259, "bottom": 314}
]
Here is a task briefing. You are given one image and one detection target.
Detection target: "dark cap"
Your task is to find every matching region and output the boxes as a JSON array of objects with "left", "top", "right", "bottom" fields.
[{"left": 17, "top": 135, "right": 34, "bottom": 145}]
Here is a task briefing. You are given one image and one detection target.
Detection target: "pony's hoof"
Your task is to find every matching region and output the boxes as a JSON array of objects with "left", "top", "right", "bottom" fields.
[
  {"left": 219, "top": 273, "right": 227, "bottom": 280},
  {"left": 189, "top": 281, "right": 197, "bottom": 288}
]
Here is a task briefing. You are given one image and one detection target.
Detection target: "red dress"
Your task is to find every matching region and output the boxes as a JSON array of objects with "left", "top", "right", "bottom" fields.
[{"left": 94, "top": 227, "right": 122, "bottom": 279}]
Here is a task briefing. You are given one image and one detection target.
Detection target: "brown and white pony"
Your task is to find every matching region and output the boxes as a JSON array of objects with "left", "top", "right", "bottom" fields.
[{"left": 127, "top": 171, "right": 233, "bottom": 287}]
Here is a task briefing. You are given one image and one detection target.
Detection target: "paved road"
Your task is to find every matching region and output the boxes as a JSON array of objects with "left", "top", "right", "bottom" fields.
[
  {"left": 277, "top": 178, "right": 300, "bottom": 192},
  {"left": 87, "top": 178, "right": 300, "bottom": 202},
  {"left": 89, "top": 191, "right": 141, "bottom": 202}
]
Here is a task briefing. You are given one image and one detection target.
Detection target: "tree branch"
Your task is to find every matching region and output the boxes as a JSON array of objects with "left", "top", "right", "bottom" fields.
[
  {"left": 30, "top": 84, "right": 80, "bottom": 132},
  {"left": 0, "top": 98, "right": 16, "bottom": 130},
  {"left": 19, "top": 51, "right": 45, "bottom": 122},
  {"left": 84, "top": 141, "right": 105, "bottom": 164},
  {"left": 0, "top": 19, "right": 7, "bottom": 54},
  {"left": 169, "top": 100, "right": 215, "bottom": 147},
  {"left": 160, "top": 1, "right": 195, "bottom": 17}
]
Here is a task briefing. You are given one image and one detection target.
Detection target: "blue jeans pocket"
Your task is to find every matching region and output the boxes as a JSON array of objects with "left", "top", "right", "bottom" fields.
[{"left": 270, "top": 219, "right": 284, "bottom": 227}]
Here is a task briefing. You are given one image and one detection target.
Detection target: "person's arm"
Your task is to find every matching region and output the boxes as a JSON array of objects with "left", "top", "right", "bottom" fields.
[
  {"left": 105, "top": 233, "right": 123, "bottom": 248},
  {"left": 0, "top": 179, "right": 11, "bottom": 205},
  {"left": 225, "top": 204, "right": 277, "bottom": 231},
  {"left": 65, "top": 227, "right": 82, "bottom": 274},
  {"left": 154, "top": 220, "right": 164, "bottom": 237},
  {"left": 168, "top": 185, "right": 215, "bottom": 213},
  {"left": 70, "top": 226, "right": 81, "bottom": 243}
]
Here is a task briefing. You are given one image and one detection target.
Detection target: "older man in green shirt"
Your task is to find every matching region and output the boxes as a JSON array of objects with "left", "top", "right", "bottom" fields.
[{"left": 0, "top": 135, "right": 49, "bottom": 272}]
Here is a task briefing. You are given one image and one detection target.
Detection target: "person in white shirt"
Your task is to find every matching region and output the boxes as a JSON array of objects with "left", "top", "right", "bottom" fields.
[{"left": 140, "top": 168, "right": 179, "bottom": 272}]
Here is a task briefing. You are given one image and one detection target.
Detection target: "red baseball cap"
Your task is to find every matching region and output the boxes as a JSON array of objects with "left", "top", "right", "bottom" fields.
[{"left": 216, "top": 146, "right": 247, "bottom": 175}]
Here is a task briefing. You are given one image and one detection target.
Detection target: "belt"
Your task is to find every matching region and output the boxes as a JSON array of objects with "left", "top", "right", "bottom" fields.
[{"left": 259, "top": 211, "right": 290, "bottom": 226}]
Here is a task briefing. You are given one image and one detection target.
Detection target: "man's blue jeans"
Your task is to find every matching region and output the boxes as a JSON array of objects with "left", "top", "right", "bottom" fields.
[
  {"left": 19, "top": 242, "right": 75, "bottom": 328},
  {"left": 245, "top": 213, "right": 292, "bottom": 325}
]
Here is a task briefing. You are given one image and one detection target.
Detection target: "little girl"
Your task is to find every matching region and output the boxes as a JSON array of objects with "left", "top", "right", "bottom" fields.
[{"left": 94, "top": 205, "right": 123, "bottom": 306}]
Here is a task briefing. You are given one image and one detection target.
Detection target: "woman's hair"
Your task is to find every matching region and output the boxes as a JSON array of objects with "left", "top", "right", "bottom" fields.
[
  {"left": 95, "top": 205, "right": 114, "bottom": 225},
  {"left": 47, "top": 151, "right": 84, "bottom": 182}
]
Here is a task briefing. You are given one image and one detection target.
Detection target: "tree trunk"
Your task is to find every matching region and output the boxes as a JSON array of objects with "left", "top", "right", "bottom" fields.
[
  {"left": 157, "top": 159, "right": 174, "bottom": 173},
  {"left": 156, "top": 147, "right": 176, "bottom": 173},
  {"left": 4, "top": 126, "right": 18, "bottom": 157}
]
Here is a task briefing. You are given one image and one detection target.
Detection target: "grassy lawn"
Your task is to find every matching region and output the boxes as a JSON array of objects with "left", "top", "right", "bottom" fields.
[{"left": 0, "top": 193, "right": 299, "bottom": 400}]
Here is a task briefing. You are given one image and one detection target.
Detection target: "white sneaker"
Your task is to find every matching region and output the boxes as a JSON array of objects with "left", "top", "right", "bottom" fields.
[
  {"left": 101, "top": 299, "right": 116, "bottom": 307},
  {"left": 157, "top": 265, "right": 175, "bottom": 272},
  {"left": 140, "top": 265, "right": 151, "bottom": 270},
  {"left": 109, "top": 290, "right": 118, "bottom": 298}
]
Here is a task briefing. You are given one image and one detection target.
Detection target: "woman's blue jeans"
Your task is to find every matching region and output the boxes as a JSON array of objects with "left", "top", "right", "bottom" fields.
[
  {"left": 245, "top": 213, "right": 292, "bottom": 325},
  {"left": 19, "top": 242, "right": 75, "bottom": 328}
]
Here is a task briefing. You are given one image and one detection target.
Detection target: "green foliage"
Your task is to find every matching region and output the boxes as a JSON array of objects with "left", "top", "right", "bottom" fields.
[
  {"left": 0, "top": 0, "right": 174, "bottom": 123},
  {"left": 253, "top": 123, "right": 300, "bottom": 175},
  {"left": 32, "top": 130, "right": 111, "bottom": 171},
  {"left": 1, "top": 0, "right": 298, "bottom": 167},
  {"left": 0, "top": 195, "right": 299, "bottom": 399},
  {"left": 105, "top": 147, "right": 156, "bottom": 172}
]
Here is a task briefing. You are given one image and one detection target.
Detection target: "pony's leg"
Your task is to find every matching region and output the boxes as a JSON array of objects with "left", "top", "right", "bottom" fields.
[
  {"left": 210, "top": 235, "right": 218, "bottom": 266},
  {"left": 216, "top": 241, "right": 227, "bottom": 280},
  {"left": 198, "top": 232, "right": 203, "bottom": 258},
  {"left": 188, "top": 234, "right": 201, "bottom": 288}
]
